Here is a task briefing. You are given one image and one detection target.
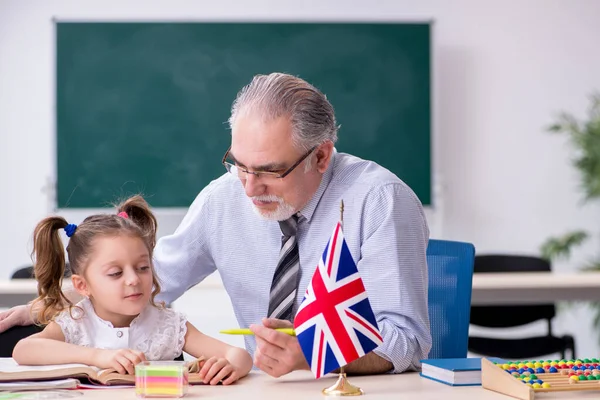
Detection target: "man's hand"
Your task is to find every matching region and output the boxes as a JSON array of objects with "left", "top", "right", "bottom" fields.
[
  {"left": 249, "top": 317, "right": 309, "bottom": 378},
  {"left": 0, "top": 305, "right": 34, "bottom": 333}
]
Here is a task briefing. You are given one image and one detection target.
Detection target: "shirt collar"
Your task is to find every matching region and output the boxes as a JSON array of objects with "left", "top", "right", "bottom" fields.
[
  {"left": 81, "top": 297, "right": 150, "bottom": 329},
  {"left": 298, "top": 149, "right": 336, "bottom": 223}
]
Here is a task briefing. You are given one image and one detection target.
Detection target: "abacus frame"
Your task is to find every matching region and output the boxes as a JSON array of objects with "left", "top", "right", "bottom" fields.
[{"left": 481, "top": 358, "right": 600, "bottom": 400}]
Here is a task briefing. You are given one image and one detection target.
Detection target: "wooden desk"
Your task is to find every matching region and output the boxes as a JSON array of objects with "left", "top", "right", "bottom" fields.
[
  {"left": 3, "top": 271, "right": 600, "bottom": 308},
  {"left": 19, "top": 370, "right": 597, "bottom": 399},
  {"left": 0, "top": 280, "right": 39, "bottom": 308},
  {"left": 471, "top": 271, "right": 600, "bottom": 305}
]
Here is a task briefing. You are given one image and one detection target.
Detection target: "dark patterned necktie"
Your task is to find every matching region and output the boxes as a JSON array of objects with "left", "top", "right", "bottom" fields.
[{"left": 267, "top": 214, "right": 300, "bottom": 321}]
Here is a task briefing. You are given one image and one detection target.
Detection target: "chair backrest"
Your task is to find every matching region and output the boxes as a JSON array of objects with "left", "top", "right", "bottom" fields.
[
  {"left": 11, "top": 264, "right": 72, "bottom": 280},
  {"left": 11, "top": 266, "right": 34, "bottom": 279},
  {"left": 470, "top": 255, "right": 555, "bottom": 328},
  {"left": 426, "top": 239, "right": 475, "bottom": 359}
]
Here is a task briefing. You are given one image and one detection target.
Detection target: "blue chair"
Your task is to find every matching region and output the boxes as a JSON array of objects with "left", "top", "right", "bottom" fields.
[{"left": 426, "top": 239, "right": 475, "bottom": 359}]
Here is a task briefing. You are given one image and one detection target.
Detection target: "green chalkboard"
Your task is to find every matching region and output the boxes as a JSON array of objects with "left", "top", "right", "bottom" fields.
[{"left": 56, "top": 22, "right": 431, "bottom": 208}]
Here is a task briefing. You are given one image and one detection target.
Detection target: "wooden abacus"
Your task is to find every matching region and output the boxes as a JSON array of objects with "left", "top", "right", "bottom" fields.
[{"left": 482, "top": 358, "right": 600, "bottom": 400}]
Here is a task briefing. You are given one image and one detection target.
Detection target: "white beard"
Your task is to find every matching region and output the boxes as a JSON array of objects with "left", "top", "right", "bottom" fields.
[{"left": 251, "top": 195, "right": 296, "bottom": 221}]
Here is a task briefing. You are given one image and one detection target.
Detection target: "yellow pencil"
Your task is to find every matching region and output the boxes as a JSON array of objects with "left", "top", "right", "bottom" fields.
[{"left": 220, "top": 328, "right": 296, "bottom": 336}]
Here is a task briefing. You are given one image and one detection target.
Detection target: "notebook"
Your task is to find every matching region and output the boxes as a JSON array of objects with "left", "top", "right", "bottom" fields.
[
  {"left": 0, "top": 357, "right": 205, "bottom": 386},
  {"left": 0, "top": 378, "right": 80, "bottom": 391},
  {"left": 420, "top": 357, "right": 505, "bottom": 386}
]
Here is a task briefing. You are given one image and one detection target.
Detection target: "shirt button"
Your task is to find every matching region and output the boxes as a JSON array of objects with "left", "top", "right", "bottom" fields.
[{"left": 116, "top": 331, "right": 123, "bottom": 338}]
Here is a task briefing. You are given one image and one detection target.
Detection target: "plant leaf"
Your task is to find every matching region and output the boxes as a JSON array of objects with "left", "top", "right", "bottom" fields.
[
  {"left": 547, "top": 123, "right": 564, "bottom": 133},
  {"left": 540, "top": 231, "right": 589, "bottom": 261}
]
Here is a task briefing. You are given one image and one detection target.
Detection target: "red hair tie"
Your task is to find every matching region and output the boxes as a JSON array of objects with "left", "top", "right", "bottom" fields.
[{"left": 118, "top": 211, "right": 129, "bottom": 219}]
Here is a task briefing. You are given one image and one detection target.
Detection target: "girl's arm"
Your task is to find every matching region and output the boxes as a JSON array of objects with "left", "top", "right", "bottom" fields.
[
  {"left": 12, "top": 322, "right": 97, "bottom": 365},
  {"left": 182, "top": 321, "right": 252, "bottom": 384},
  {"left": 13, "top": 322, "right": 145, "bottom": 374}
]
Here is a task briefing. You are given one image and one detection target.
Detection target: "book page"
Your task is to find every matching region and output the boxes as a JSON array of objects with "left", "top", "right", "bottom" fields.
[
  {"left": 0, "top": 357, "right": 98, "bottom": 373},
  {"left": 0, "top": 378, "right": 80, "bottom": 391},
  {"left": 78, "top": 383, "right": 133, "bottom": 389},
  {"left": 96, "top": 368, "right": 135, "bottom": 383}
]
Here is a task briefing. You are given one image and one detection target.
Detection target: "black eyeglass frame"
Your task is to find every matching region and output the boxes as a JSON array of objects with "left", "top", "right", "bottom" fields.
[{"left": 221, "top": 145, "right": 317, "bottom": 179}]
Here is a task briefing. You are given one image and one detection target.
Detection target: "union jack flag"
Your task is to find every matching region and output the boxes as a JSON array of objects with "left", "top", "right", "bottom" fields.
[{"left": 293, "top": 221, "right": 383, "bottom": 379}]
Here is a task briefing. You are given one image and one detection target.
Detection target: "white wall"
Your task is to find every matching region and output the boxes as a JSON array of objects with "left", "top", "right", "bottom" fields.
[{"left": 1, "top": 0, "right": 600, "bottom": 357}]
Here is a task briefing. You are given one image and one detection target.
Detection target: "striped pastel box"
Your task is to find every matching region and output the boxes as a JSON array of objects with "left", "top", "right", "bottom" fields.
[{"left": 135, "top": 361, "right": 189, "bottom": 398}]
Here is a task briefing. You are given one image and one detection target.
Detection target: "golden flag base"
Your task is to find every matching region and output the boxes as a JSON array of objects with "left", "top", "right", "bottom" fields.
[{"left": 322, "top": 371, "right": 364, "bottom": 396}]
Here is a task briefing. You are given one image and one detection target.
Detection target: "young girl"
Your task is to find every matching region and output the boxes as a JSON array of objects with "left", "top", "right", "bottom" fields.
[{"left": 12, "top": 195, "right": 252, "bottom": 385}]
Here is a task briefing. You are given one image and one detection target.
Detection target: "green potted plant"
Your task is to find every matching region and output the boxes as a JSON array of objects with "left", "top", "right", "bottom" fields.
[{"left": 541, "top": 92, "right": 600, "bottom": 340}]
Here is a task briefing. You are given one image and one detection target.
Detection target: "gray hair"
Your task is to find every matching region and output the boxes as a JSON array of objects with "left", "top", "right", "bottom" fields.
[{"left": 228, "top": 73, "right": 339, "bottom": 157}]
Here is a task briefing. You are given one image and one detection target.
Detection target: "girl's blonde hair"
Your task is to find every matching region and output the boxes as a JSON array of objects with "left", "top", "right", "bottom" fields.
[{"left": 31, "top": 195, "right": 161, "bottom": 325}]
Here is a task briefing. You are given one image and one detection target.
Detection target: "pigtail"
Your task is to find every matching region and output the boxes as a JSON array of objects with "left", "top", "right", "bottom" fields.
[
  {"left": 117, "top": 195, "right": 162, "bottom": 307},
  {"left": 117, "top": 195, "right": 158, "bottom": 249},
  {"left": 30, "top": 216, "right": 72, "bottom": 325}
]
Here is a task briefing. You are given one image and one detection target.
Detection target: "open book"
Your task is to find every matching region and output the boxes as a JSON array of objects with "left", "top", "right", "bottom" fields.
[{"left": 0, "top": 357, "right": 205, "bottom": 386}]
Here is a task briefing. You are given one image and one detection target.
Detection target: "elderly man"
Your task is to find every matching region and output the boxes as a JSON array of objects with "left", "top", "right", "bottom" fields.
[{"left": 0, "top": 73, "right": 431, "bottom": 377}]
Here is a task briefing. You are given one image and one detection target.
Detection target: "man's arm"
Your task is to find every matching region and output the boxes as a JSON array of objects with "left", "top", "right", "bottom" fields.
[
  {"left": 152, "top": 185, "right": 218, "bottom": 305},
  {"left": 335, "top": 352, "right": 393, "bottom": 375},
  {"left": 357, "top": 183, "right": 432, "bottom": 373}
]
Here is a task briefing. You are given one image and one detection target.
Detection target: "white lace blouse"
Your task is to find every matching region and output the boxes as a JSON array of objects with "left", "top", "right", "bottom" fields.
[{"left": 54, "top": 298, "right": 187, "bottom": 361}]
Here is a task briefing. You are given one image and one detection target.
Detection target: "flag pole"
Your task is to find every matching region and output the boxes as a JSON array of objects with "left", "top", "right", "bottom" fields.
[{"left": 322, "top": 201, "right": 364, "bottom": 396}]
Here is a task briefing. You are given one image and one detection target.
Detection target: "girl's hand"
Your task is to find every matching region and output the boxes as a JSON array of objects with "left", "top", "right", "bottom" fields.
[
  {"left": 198, "top": 356, "right": 243, "bottom": 385},
  {"left": 92, "top": 348, "right": 147, "bottom": 375}
]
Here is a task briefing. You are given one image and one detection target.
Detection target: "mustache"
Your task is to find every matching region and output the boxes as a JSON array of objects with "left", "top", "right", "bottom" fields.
[{"left": 251, "top": 195, "right": 284, "bottom": 204}]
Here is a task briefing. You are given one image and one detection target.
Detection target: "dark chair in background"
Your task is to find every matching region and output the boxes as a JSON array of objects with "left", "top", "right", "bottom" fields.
[
  {"left": 11, "top": 264, "right": 71, "bottom": 279},
  {"left": 468, "top": 255, "right": 576, "bottom": 360},
  {"left": 0, "top": 325, "right": 43, "bottom": 357},
  {"left": 10, "top": 266, "right": 35, "bottom": 279}
]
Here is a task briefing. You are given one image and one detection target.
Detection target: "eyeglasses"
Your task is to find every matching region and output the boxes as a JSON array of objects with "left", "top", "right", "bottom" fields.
[{"left": 222, "top": 146, "right": 317, "bottom": 181}]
